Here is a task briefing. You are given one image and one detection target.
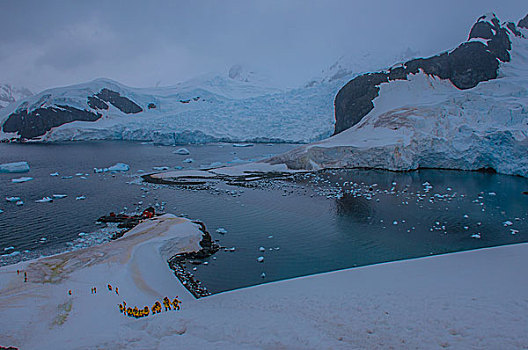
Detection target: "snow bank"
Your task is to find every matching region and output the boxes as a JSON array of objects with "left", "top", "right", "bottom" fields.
[{"left": 0, "top": 161, "right": 29, "bottom": 173}]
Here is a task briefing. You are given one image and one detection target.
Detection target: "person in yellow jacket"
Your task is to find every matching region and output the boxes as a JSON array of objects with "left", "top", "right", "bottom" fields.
[{"left": 172, "top": 297, "right": 181, "bottom": 310}]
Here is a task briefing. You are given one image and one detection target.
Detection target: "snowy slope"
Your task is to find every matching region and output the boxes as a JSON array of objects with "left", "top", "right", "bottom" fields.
[
  {"left": 265, "top": 16, "right": 528, "bottom": 177},
  {"left": 0, "top": 68, "right": 337, "bottom": 144},
  {"left": 1, "top": 217, "right": 527, "bottom": 349},
  {"left": 0, "top": 83, "right": 32, "bottom": 109}
]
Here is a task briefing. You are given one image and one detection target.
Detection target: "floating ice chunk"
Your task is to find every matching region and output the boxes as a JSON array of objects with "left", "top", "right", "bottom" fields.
[
  {"left": 216, "top": 228, "right": 228, "bottom": 234},
  {"left": 62, "top": 176, "right": 73, "bottom": 179},
  {"left": 39, "top": 237, "right": 47, "bottom": 242},
  {"left": 268, "top": 235, "right": 273, "bottom": 239},
  {"left": 233, "top": 143, "right": 254, "bottom": 147},
  {"left": 260, "top": 272, "right": 266, "bottom": 278},
  {"left": 257, "top": 256, "right": 264, "bottom": 263},
  {"left": 503, "top": 221, "right": 513, "bottom": 226},
  {"left": 173, "top": 166, "right": 183, "bottom": 170},
  {"left": 75, "top": 173, "right": 84, "bottom": 176},
  {"left": 12, "top": 177, "right": 33, "bottom": 183},
  {"left": 463, "top": 214, "right": 469, "bottom": 218},
  {"left": 76, "top": 196, "right": 86, "bottom": 200},
  {"left": 4, "top": 246, "right": 14, "bottom": 251},
  {"left": 152, "top": 166, "right": 169, "bottom": 171},
  {"left": 0, "top": 161, "right": 30, "bottom": 173},
  {"left": 203, "top": 261, "right": 209, "bottom": 265},
  {"left": 52, "top": 194, "right": 67, "bottom": 199},
  {"left": 2, "top": 251, "right": 20, "bottom": 257},
  {"left": 50, "top": 172, "right": 59, "bottom": 176},
  {"left": 393, "top": 221, "right": 398, "bottom": 225},
  {"left": 182, "top": 158, "right": 194, "bottom": 164},
  {"left": 174, "top": 148, "right": 190, "bottom": 155},
  {"left": 15, "top": 201, "right": 24, "bottom": 206},
  {"left": 108, "top": 163, "right": 130, "bottom": 172},
  {"left": 35, "top": 197, "right": 53, "bottom": 203},
  {"left": 471, "top": 233, "right": 481, "bottom": 239},
  {"left": 0, "top": 209, "right": 3, "bottom": 214},
  {"left": 78, "top": 232, "right": 87, "bottom": 236},
  {"left": 259, "top": 246, "right": 266, "bottom": 252},
  {"left": 510, "top": 229, "right": 519, "bottom": 235},
  {"left": 6, "top": 197, "right": 21, "bottom": 202},
  {"left": 209, "top": 162, "right": 223, "bottom": 168},
  {"left": 488, "top": 192, "right": 496, "bottom": 196}
]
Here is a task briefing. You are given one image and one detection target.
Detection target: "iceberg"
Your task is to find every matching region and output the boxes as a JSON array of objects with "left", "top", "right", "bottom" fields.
[
  {"left": 0, "top": 161, "right": 30, "bottom": 173},
  {"left": 174, "top": 148, "right": 190, "bottom": 155},
  {"left": 5, "top": 197, "right": 20, "bottom": 202},
  {"left": 11, "top": 177, "right": 33, "bottom": 183}
]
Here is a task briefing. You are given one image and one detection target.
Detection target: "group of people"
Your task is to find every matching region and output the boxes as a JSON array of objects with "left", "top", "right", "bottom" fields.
[
  {"left": 118, "top": 296, "right": 182, "bottom": 319},
  {"left": 16, "top": 269, "right": 27, "bottom": 282}
]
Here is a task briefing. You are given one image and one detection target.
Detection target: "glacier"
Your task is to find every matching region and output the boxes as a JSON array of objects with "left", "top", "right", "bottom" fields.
[{"left": 265, "top": 17, "right": 528, "bottom": 177}]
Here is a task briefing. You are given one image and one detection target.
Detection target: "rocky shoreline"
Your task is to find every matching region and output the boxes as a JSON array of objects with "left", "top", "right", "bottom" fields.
[{"left": 167, "top": 220, "right": 220, "bottom": 298}]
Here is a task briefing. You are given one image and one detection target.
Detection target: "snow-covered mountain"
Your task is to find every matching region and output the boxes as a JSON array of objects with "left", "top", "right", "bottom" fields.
[
  {"left": 0, "top": 66, "right": 337, "bottom": 144},
  {"left": 265, "top": 13, "right": 528, "bottom": 177},
  {"left": 0, "top": 84, "right": 32, "bottom": 109}
]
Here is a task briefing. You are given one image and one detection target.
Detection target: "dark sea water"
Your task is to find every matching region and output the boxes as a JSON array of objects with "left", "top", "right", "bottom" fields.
[{"left": 1, "top": 142, "right": 527, "bottom": 294}]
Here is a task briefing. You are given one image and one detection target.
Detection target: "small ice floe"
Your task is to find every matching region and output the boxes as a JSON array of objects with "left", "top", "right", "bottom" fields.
[
  {"left": 16, "top": 201, "right": 24, "bottom": 206},
  {"left": 173, "top": 166, "right": 183, "bottom": 170},
  {"left": 216, "top": 228, "right": 228, "bottom": 234},
  {"left": 209, "top": 162, "right": 223, "bottom": 168},
  {"left": 463, "top": 214, "right": 469, "bottom": 218},
  {"left": 464, "top": 226, "right": 469, "bottom": 230},
  {"left": 259, "top": 246, "right": 266, "bottom": 252},
  {"left": 488, "top": 192, "right": 496, "bottom": 196},
  {"left": 94, "top": 163, "right": 130, "bottom": 173},
  {"left": 503, "top": 221, "right": 513, "bottom": 227},
  {"left": 260, "top": 272, "right": 266, "bottom": 278},
  {"left": 174, "top": 148, "right": 190, "bottom": 155},
  {"left": 76, "top": 195, "right": 86, "bottom": 200},
  {"left": 510, "top": 229, "right": 519, "bottom": 235},
  {"left": 2, "top": 251, "right": 20, "bottom": 257},
  {"left": 6, "top": 197, "right": 21, "bottom": 202},
  {"left": 0, "top": 209, "right": 3, "bottom": 214},
  {"left": 75, "top": 173, "right": 84, "bottom": 176},
  {"left": 39, "top": 237, "right": 47, "bottom": 242},
  {"left": 393, "top": 221, "right": 398, "bottom": 225},
  {"left": 268, "top": 235, "right": 273, "bottom": 239},
  {"left": 203, "top": 261, "right": 209, "bottom": 265},
  {"left": 78, "top": 232, "right": 87, "bottom": 237},
  {"left": 152, "top": 166, "right": 169, "bottom": 171},
  {"left": 233, "top": 143, "right": 254, "bottom": 148},
  {"left": 182, "top": 158, "right": 194, "bottom": 164},
  {"left": 471, "top": 233, "right": 481, "bottom": 239},
  {"left": 257, "top": 256, "right": 264, "bottom": 263},
  {"left": 50, "top": 172, "right": 59, "bottom": 177},
  {"left": 62, "top": 176, "right": 73, "bottom": 179},
  {"left": 35, "top": 197, "right": 53, "bottom": 203},
  {"left": 3, "top": 246, "right": 14, "bottom": 251},
  {"left": 52, "top": 194, "right": 67, "bottom": 199},
  {"left": 11, "top": 177, "right": 33, "bottom": 183},
  {"left": 0, "top": 161, "right": 30, "bottom": 173}
]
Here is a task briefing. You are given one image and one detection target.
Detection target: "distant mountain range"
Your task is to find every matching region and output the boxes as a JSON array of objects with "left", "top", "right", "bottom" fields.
[{"left": 0, "top": 84, "right": 32, "bottom": 109}]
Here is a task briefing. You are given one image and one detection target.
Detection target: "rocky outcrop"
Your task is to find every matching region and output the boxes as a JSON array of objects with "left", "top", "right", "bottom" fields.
[
  {"left": 3, "top": 105, "right": 101, "bottom": 139},
  {"left": 92, "top": 88, "right": 142, "bottom": 114},
  {"left": 334, "top": 13, "right": 520, "bottom": 135},
  {"left": 519, "top": 14, "right": 528, "bottom": 29}
]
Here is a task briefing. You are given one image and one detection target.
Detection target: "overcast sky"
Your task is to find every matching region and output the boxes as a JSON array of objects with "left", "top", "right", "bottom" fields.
[{"left": 0, "top": 0, "right": 526, "bottom": 92}]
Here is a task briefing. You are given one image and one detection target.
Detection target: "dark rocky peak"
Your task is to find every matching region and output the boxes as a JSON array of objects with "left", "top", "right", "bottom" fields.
[
  {"left": 334, "top": 12, "right": 523, "bottom": 135},
  {"left": 519, "top": 14, "right": 528, "bottom": 29},
  {"left": 94, "top": 88, "right": 142, "bottom": 114}
]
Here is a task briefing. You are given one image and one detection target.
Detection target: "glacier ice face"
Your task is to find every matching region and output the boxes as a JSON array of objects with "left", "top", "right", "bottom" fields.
[{"left": 0, "top": 75, "right": 337, "bottom": 144}]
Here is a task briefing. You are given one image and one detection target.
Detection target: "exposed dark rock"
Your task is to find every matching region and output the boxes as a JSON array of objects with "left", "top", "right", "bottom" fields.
[
  {"left": 148, "top": 103, "right": 156, "bottom": 109},
  {"left": 2, "top": 105, "right": 101, "bottom": 139},
  {"left": 334, "top": 73, "right": 388, "bottom": 134},
  {"left": 95, "top": 88, "right": 142, "bottom": 114},
  {"left": 333, "top": 14, "right": 518, "bottom": 135},
  {"left": 519, "top": 14, "right": 528, "bottom": 29},
  {"left": 87, "top": 96, "right": 109, "bottom": 110},
  {"left": 507, "top": 22, "right": 523, "bottom": 37},
  {"left": 448, "top": 42, "right": 499, "bottom": 89},
  {"left": 469, "top": 21, "right": 494, "bottom": 39}
]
